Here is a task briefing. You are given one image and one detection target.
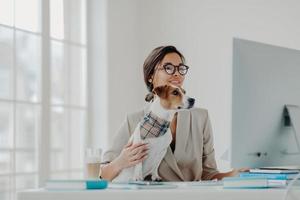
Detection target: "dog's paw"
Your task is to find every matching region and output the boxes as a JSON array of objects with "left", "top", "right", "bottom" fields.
[
  {"left": 133, "top": 175, "right": 143, "bottom": 181},
  {"left": 151, "top": 174, "right": 162, "bottom": 182},
  {"left": 134, "top": 177, "right": 143, "bottom": 181}
]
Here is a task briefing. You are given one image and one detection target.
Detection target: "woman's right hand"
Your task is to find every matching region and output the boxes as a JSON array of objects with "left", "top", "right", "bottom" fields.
[{"left": 114, "top": 141, "right": 149, "bottom": 170}]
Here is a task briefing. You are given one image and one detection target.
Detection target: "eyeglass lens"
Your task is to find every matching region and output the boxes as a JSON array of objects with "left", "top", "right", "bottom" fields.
[{"left": 163, "top": 64, "right": 189, "bottom": 75}]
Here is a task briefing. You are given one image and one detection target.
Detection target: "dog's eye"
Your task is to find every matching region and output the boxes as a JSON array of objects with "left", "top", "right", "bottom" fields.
[{"left": 172, "top": 90, "right": 179, "bottom": 96}]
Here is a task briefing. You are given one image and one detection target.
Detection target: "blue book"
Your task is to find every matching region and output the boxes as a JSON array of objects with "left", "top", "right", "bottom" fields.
[
  {"left": 240, "top": 172, "right": 299, "bottom": 180},
  {"left": 240, "top": 172, "right": 287, "bottom": 180},
  {"left": 249, "top": 168, "right": 300, "bottom": 174},
  {"left": 45, "top": 179, "right": 108, "bottom": 190}
]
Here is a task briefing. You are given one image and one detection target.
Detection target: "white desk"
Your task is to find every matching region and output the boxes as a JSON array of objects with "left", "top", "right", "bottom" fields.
[{"left": 17, "top": 187, "right": 300, "bottom": 200}]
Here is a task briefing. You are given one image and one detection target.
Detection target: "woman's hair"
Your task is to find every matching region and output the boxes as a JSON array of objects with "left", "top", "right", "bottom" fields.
[{"left": 143, "top": 45, "right": 185, "bottom": 92}]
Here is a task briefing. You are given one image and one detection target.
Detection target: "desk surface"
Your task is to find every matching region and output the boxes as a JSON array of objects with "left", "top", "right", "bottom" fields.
[{"left": 17, "top": 187, "right": 300, "bottom": 200}]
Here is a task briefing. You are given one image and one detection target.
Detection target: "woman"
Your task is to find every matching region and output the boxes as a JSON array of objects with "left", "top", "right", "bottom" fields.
[{"left": 100, "top": 45, "right": 244, "bottom": 181}]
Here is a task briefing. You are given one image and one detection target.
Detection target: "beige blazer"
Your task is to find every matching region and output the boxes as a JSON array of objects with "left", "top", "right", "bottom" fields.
[{"left": 103, "top": 106, "right": 219, "bottom": 181}]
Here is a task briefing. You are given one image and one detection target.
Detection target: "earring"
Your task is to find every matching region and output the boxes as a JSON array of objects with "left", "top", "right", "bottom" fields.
[{"left": 148, "top": 79, "right": 152, "bottom": 83}]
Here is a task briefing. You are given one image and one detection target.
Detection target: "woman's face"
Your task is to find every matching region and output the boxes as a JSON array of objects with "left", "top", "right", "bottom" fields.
[{"left": 151, "top": 53, "right": 186, "bottom": 89}]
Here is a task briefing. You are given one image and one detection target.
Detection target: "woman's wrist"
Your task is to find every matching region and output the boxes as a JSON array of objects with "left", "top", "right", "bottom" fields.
[
  {"left": 111, "top": 157, "right": 124, "bottom": 174},
  {"left": 99, "top": 158, "right": 124, "bottom": 181}
]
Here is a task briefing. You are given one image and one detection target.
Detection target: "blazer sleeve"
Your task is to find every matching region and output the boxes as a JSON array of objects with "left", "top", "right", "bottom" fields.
[
  {"left": 102, "top": 110, "right": 143, "bottom": 163},
  {"left": 102, "top": 114, "right": 131, "bottom": 163},
  {"left": 201, "top": 111, "right": 219, "bottom": 180}
]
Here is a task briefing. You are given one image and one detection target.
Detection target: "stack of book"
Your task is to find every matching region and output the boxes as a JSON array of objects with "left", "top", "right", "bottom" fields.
[{"left": 223, "top": 168, "right": 300, "bottom": 189}]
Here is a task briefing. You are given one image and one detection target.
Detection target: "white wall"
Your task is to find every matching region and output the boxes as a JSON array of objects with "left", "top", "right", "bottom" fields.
[
  {"left": 105, "top": 0, "right": 145, "bottom": 148},
  {"left": 101, "top": 0, "right": 300, "bottom": 170}
]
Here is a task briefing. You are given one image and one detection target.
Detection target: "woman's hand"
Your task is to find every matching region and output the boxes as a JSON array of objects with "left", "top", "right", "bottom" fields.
[
  {"left": 114, "top": 141, "right": 149, "bottom": 171},
  {"left": 227, "top": 167, "right": 250, "bottom": 177},
  {"left": 211, "top": 167, "right": 250, "bottom": 180}
]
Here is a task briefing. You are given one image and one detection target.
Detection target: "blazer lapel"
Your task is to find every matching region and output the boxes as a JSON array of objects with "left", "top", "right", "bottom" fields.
[
  {"left": 163, "top": 147, "right": 185, "bottom": 180},
  {"left": 163, "top": 110, "right": 191, "bottom": 181},
  {"left": 174, "top": 110, "right": 191, "bottom": 159}
]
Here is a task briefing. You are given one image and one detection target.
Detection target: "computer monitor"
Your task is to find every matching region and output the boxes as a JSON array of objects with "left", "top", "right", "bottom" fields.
[{"left": 231, "top": 38, "right": 300, "bottom": 168}]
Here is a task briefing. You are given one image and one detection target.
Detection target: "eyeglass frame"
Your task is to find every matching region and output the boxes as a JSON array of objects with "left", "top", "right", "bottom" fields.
[{"left": 156, "top": 62, "right": 189, "bottom": 76}]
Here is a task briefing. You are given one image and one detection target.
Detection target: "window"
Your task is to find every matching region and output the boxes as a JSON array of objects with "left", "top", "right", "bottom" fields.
[
  {"left": 49, "top": 0, "right": 87, "bottom": 180},
  {"left": 0, "top": 0, "right": 87, "bottom": 199}
]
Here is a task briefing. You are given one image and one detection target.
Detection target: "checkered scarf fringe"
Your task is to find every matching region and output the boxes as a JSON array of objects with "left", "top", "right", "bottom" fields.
[{"left": 140, "top": 112, "right": 170, "bottom": 140}]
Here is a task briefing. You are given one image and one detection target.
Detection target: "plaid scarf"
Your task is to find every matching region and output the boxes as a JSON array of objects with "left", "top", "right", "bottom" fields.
[{"left": 140, "top": 112, "right": 170, "bottom": 140}]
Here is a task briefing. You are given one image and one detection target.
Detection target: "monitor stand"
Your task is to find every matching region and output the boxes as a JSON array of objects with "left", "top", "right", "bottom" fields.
[{"left": 283, "top": 105, "right": 300, "bottom": 155}]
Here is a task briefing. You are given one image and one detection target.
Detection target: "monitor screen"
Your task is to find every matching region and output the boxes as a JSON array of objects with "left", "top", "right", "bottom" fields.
[{"left": 231, "top": 38, "right": 300, "bottom": 168}]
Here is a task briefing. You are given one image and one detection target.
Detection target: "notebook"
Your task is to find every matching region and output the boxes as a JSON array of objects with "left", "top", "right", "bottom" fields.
[{"left": 45, "top": 179, "right": 108, "bottom": 190}]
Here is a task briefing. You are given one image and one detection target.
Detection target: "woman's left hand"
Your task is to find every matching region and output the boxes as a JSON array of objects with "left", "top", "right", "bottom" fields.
[
  {"left": 228, "top": 167, "right": 250, "bottom": 177},
  {"left": 211, "top": 167, "right": 250, "bottom": 180}
]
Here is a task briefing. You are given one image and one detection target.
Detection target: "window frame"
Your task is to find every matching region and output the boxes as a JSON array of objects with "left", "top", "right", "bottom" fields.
[{"left": 0, "top": 0, "right": 89, "bottom": 198}]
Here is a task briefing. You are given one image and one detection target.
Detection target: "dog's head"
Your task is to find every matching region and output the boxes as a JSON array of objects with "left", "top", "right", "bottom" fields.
[{"left": 153, "top": 85, "right": 195, "bottom": 110}]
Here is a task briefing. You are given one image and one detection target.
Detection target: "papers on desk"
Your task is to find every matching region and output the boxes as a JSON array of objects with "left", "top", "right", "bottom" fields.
[
  {"left": 109, "top": 181, "right": 177, "bottom": 189},
  {"left": 171, "top": 180, "right": 223, "bottom": 188},
  {"left": 108, "top": 180, "right": 223, "bottom": 190}
]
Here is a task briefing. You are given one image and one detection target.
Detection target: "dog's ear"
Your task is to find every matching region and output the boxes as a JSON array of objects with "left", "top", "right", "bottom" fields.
[
  {"left": 145, "top": 92, "right": 154, "bottom": 102},
  {"left": 153, "top": 85, "right": 168, "bottom": 99}
]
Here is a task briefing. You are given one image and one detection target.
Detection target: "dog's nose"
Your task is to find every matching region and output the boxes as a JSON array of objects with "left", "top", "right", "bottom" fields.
[{"left": 188, "top": 98, "right": 195, "bottom": 108}]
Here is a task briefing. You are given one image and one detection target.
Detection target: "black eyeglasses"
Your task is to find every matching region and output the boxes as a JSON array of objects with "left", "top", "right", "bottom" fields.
[{"left": 158, "top": 63, "right": 189, "bottom": 75}]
